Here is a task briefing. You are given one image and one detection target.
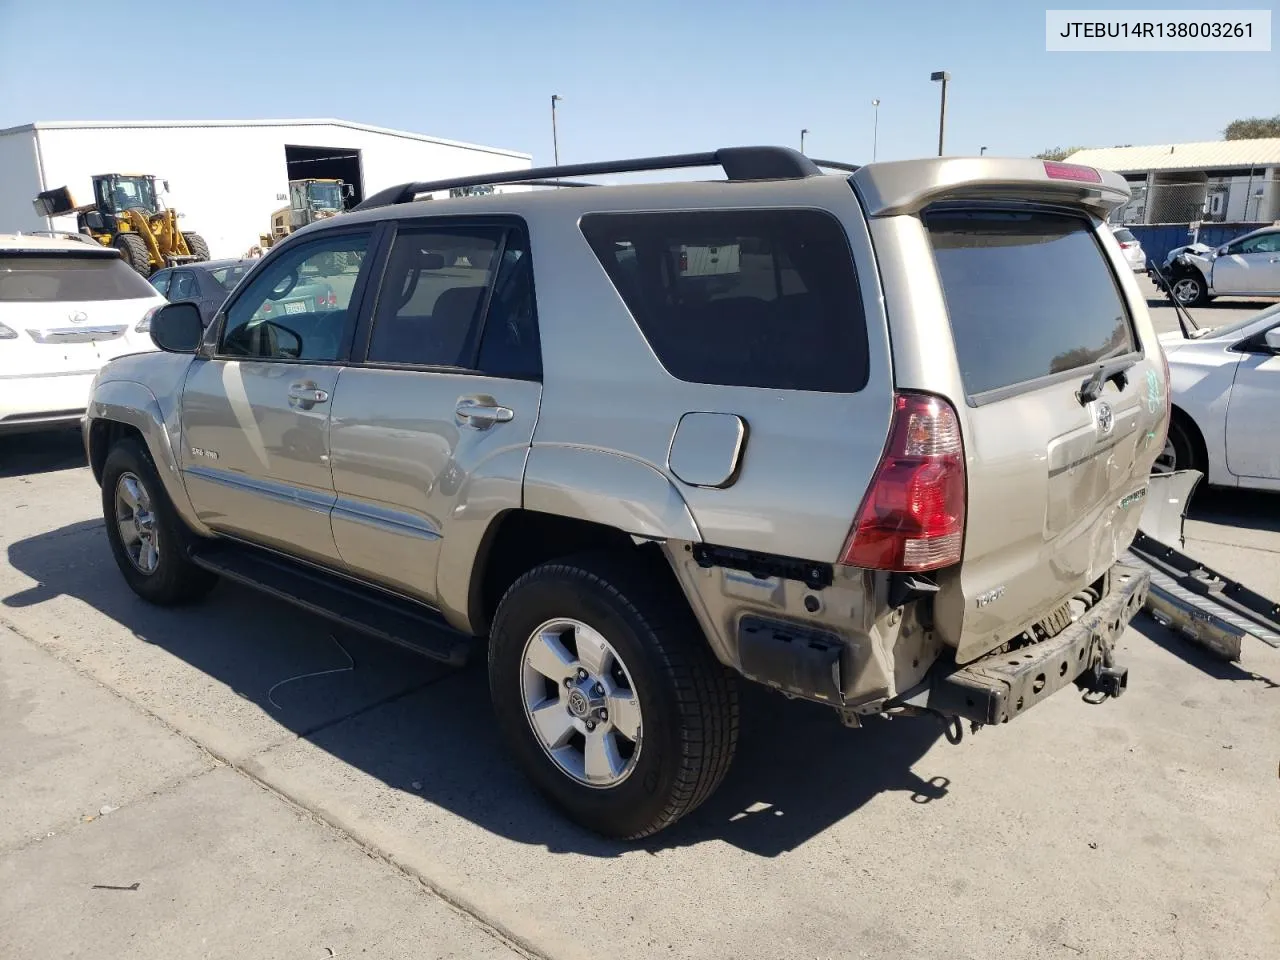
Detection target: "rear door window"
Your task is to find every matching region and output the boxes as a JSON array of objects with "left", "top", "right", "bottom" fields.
[
  {"left": 924, "top": 208, "right": 1136, "bottom": 397},
  {"left": 1112, "top": 228, "right": 1136, "bottom": 244},
  {"left": 580, "top": 209, "right": 869, "bottom": 393},
  {"left": 0, "top": 254, "right": 159, "bottom": 301}
]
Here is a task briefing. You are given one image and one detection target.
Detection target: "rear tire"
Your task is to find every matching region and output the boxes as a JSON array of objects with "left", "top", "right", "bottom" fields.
[
  {"left": 183, "top": 232, "right": 210, "bottom": 262},
  {"left": 101, "top": 438, "right": 217, "bottom": 606},
  {"left": 113, "top": 233, "right": 151, "bottom": 276},
  {"left": 488, "top": 551, "right": 739, "bottom": 839}
]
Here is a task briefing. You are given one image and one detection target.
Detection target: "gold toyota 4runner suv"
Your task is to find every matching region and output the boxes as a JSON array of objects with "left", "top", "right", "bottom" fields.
[{"left": 85, "top": 148, "right": 1167, "bottom": 838}]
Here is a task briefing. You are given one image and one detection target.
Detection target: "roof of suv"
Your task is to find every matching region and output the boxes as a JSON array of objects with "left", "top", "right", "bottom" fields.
[{"left": 0, "top": 232, "right": 117, "bottom": 255}]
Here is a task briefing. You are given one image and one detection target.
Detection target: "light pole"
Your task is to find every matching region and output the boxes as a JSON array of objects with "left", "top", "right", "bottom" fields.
[
  {"left": 980, "top": 145, "right": 987, "bottom": 156},
  {"left": 800, "top": 128, "right": 809, "bottom": 154},
  {"left": 930, "top": 71, "right": 950, "bottom": 157},
  {"left": 871, "top": 99, "right": 880, "bottom": 161},
  {"left": 551, "top": 94, "right": 563, "bottom": 166}
]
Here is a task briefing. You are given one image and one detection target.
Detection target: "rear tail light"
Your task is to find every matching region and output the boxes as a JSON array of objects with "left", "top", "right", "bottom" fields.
[
  {"left": 1043, "top": 160, "right": 1102, "bottom": 183},
  {"left": 840, "top": 393, "right": 967, "bottom": 572},
  {"left": 316, "top": 291, "right": 336, "bottom": 308},
  {"left": 679, "top": 251, "right": 688, "bottom": 272},
  {"left": 135, "top": 306, "right": 161, "bottom": 333}
]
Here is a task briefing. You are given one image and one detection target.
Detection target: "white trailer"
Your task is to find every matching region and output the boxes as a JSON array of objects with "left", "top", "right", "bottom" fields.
[{"left": 0, "top": 119, "right": 532, "bottom": 259}]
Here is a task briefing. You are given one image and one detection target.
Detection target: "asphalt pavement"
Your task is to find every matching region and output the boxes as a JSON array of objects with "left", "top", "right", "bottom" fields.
[{"left": 1, "top": 291, "right": 1278, "bottom": 958}]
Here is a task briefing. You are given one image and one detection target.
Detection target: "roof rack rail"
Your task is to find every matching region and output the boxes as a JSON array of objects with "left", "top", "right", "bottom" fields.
[
  {"left": 810, "top": 158, "right": 861, "bottom": 173},
  {"left": 355, "top": 146, "right": 852, "bottom": 211}
]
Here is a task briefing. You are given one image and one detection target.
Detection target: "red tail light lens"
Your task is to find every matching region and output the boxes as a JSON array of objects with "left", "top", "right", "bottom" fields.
[
  {"left": 1043, "top": 160, "right": 1102, "bottom": 183},
  {"left": 840, "top": 393, "right": 966, "bottom": 572}
]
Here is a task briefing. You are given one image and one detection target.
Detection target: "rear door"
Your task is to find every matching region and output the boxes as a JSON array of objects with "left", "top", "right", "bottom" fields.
[
  {"left": 327, "top": 218, "right": 543, "bottom": 603},
  {"left": 888, "top": 202, "right": 1166, "bottom": 664}
]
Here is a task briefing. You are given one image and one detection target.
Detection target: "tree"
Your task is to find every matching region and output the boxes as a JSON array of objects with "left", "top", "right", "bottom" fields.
[
  {"left": 1224, "top": 115, "right": 1280, "bottom": 140},
  {"left": 1034, "top": 146, "right": 1089, "bottom": 161}
]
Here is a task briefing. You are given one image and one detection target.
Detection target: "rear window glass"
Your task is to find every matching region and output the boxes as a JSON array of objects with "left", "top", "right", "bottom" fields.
[
  {"left": 0, "top": 254, "right": 158, "bottom": 302},
  {"left": 924, "top": 209, "right": 1135, "bottom": 396},
  {"left": 1112, "top": 228, "right": 1136, "bottom": 243},
  {"left": 580, "top": 209, "right": 869, "bottom": 392}
]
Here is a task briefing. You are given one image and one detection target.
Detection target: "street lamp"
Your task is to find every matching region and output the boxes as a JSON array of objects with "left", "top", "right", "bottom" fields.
[
  {"left": 930, "top": 71, "right": 950, "bottom": 157},
  {"left": 551, "top": 94, "right": 563, "bottom": 166},
  {"left": 800, "top": 128, "right": 809, "bottom": 154},
  {"left": 980, "top": 145, "right": 987, "bottom": 156},
  {"left": 871, "top": 99, "right": 880, "bottom": 161}
]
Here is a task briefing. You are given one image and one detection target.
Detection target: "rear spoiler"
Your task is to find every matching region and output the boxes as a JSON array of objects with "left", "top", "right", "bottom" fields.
[{"left": 851, "top": 157, "right": 1131, "bottom": 219}]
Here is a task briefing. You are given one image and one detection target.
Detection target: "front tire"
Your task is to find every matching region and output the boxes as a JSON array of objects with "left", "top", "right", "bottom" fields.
[
  {"left": 1153, "top": 414, "right": 1202, "bottom": 476},
  {"left": 1169, "top": 271, "right": 1209, "bottom": 306},
  {"left": 101, "top": 438, "right": 217, "bottom": 605},
  {"left": 113, "top": 233, "right": 151, "bottom": 276},
  {"left": 183, "top": 232, "right": 210, "bottom": 262},
  {"left": 488, "top": 551, "right": 739, "bottom": 839}
]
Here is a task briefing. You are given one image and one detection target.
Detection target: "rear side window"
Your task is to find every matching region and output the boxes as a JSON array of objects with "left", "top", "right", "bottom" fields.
[
  {"left": 924, "top": 209, "right": 1136, "bottom": 397},
  {"left": 1112, "top": 228, "right": 1136, "bottom": 243},
  {"left": 580, "top": 209, "right": 869, "bottom": 392},
  {"left": 0, "top": 255, "right": 158, "bottom": 302}
]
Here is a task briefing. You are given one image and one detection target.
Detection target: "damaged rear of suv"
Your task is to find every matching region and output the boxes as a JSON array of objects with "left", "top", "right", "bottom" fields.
[{"left": 89, "top": 148, "right": 1166, "bottom": 839}]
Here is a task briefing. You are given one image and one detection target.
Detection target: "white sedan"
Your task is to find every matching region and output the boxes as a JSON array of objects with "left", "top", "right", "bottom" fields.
[
  {"left": 1158, "top": 303, "right": 1280, "bottom": 491},
  {"left": 1, "top": 233, "right": 164, "bottom": 435}
]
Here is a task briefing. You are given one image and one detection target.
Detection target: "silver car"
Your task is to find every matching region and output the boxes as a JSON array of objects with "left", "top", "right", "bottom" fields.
[
  {"left": 1110, "top": 225, "right": 1147, "bottom": 273},
  {"left": 83, "top": 149, "right": 1166, "bottom": 838}
]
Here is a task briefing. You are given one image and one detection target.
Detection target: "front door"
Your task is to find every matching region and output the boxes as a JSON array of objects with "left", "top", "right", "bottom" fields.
[
  {"left": 327, "top": 220, "right": 542, "bottom": 604},
  {"left": 1213, "top": 231, "right": 1280, "bottom": 296},
  {"left": 180, "top": 230, "right": 374, "bottom": 565},
  {"left": 1224, "top": 326, "right": 1280, "bottom": 481}
]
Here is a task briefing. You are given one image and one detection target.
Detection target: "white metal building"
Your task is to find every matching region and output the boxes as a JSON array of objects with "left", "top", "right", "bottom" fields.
[
  {"left": 0, "top": 119, "right": 532, "bottom": 258},
  {"left": 1067, "top": 139, "right": 1280, "bottom": 226}
]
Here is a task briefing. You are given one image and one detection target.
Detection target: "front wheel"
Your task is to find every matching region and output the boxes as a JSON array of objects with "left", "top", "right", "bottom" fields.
[
  {"left": 488, "top": 552, "right": 739, "bottom": 839},
  {"left": 1168, "top": 271, "right": 1209, "bottom": 306},
  {"left": 182, "top": 232, "right": 210, "bottom": 262},
  {"left": 101, "top": 438, "right": 217, "bottom": 605}
]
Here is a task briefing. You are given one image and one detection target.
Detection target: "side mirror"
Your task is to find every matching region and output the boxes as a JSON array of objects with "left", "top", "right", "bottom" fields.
[
  {"left": 344, "top": 183, "right": 355, "bottom": 197},
  {"left": 162, "top": 180, "right": 170, "bottom": 193},
  {"left": 1217, "top": 245, "right": 1230, "bottom": 257},
  {"left": 1264, "top": 328, "right": 1280, "bottom": 353},
  {"left": 150, "top": 302, "right": 204, "bottom": 353}
]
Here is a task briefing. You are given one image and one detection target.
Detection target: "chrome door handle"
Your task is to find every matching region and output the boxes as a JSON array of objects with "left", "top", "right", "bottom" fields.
[
  {"left": 288, "top": 382, "right": 330, "bottom": 409},
  {"left": 455, "top": 397, "right": 514, "bottom": 428}
]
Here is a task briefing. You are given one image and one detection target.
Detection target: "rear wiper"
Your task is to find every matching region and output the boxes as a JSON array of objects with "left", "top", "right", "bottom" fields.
[{"left": 1077, "top": 357, "right": 1137, "bottom": 405}]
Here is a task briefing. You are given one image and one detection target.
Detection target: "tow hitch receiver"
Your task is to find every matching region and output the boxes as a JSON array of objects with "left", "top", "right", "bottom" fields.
[{"left": 926, "top": 564, "right": 1148, "bottom": 726}]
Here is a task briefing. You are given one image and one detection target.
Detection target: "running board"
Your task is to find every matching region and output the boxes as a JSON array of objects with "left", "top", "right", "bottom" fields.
[
  {"left": 1129, "top": 471, "right": 1280, "bottom": 661},
  {"left": 188, "top": 540, "right": 476, "bottom": 666}
]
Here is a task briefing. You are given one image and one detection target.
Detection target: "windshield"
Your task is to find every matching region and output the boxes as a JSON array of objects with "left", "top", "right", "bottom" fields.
[
  {"left": 307, "top": 183, "right": 344, "bottom": 211},
  {"left": 108, "top": 177, "right": 160, "bottom": 215}
]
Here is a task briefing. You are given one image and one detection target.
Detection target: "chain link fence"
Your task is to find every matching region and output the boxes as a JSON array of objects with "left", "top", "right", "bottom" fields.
[{"left": 1112, "top": 180, "right": 1280, "bottom": 227}]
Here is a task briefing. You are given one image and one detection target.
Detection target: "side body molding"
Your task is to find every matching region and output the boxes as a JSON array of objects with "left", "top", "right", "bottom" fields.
[{"left": 523, "top": 445, "right": 702, "bottom": 543}]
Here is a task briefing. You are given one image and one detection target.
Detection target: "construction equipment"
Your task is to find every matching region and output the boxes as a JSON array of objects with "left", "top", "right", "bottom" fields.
[
  {"left": 32, "top": 174, "right": 209, "bottom": 277},
  {"left": 260, "top": 179, "right": 354, "bottom": 249}
]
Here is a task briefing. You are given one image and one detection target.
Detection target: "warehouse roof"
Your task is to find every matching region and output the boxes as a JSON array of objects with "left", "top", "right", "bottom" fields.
[
  {"left": 1065, "top": 139, "right": 1280, "bottom": 174},
  {"left": 0, "top": 118, "right": 531, "bottom": 161}
]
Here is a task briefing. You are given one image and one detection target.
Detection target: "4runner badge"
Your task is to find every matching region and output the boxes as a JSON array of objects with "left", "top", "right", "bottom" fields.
[{"left": 975, "top": 585, "right": 1005, "bottom": 608}]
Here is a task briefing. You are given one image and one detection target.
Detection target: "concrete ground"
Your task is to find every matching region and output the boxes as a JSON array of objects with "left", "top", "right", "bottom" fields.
[{"left": 2, "top": 284, "right": 1279, "bottom": 959}]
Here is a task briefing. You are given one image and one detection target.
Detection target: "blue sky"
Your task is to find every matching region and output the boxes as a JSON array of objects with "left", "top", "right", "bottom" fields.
[{"left": 1, "top": 0, "right": 1275, "bottom": 171}]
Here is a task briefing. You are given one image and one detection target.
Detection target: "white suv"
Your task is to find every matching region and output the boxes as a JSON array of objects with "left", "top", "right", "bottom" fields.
[{"left": 1, "top": 233, "right": 164, "bottom": 435}]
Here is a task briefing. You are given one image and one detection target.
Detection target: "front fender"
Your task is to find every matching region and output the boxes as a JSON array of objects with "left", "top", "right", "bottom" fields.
[
  {"left": 87, "top": 379, "right": 208, "bottom": 536},
  {"left": 522, "top": 444, "right": 702, "bottom": 543}
]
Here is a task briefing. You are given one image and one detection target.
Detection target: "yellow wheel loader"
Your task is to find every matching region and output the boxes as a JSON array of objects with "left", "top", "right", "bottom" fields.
[
  {"left": 32, "top": 174, "right": 209, "bottom": 277},
  {"left": 259, "top": 179, "right": 353, "bottom": 250}
]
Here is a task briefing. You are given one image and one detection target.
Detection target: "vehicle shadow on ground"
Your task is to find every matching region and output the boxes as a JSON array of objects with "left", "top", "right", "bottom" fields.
[
  {"left": 0, "top": 429, "right": 86, "bottom": 479},
  {"left": 1187, "top": 486, "right": 1280, "bottom": 536},
  {"left": 4, "top": 520, "right": 946, "bottom": 858},
  {"left": 1128, "top": 614, "right": 1280, "bottom": 690}
]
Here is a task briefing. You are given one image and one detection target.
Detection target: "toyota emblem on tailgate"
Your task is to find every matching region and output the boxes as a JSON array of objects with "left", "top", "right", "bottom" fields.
[
  {"left": 68, "top": 311, "right": 88, "bottom": 324},
  {"left": 1095, "top": 400, "right": 1115, "bottom": 436}
]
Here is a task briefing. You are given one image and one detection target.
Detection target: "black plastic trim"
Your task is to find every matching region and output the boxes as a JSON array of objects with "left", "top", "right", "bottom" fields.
[{"left": 692, "top": 543, "right": 833, "bottom": 590}]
